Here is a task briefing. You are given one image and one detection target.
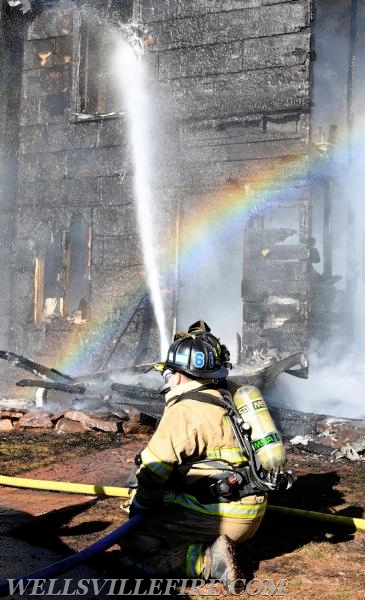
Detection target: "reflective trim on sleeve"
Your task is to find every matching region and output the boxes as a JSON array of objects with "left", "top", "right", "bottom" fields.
[
  {"left": 141, "top": 446, "right": 174, "bottom": 481},
  {"left": 164, "top": 492, "right": 267, "bottom": 520},
  {"left": 206, "top": 447, "right": 248, "bottom": 464},
  {"left": 186, "top": 543, "right": 204, "bottom": 578}
]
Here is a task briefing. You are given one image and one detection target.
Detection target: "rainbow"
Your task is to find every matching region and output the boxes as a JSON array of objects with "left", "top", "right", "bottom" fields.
[{"left": 54, "top": 147, "right": 344, "bottom": 377}]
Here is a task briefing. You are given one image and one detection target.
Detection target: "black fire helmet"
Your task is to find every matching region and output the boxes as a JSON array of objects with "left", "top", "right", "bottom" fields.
[{"left": 159, "top": 334, "right": 229, "bottom": 380}]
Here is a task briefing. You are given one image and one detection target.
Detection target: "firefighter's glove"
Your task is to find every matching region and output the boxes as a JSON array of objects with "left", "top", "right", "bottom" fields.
[
  {"left": 119, "top": 488, "right": 136, "bottom": 516},
  {"left": 278, "top": 469, "right": 294, "bottom": 491}
]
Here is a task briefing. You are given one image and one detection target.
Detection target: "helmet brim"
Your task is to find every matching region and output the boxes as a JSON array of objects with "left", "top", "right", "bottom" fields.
[
  {"left": 154, "top": 361, "right": 228, "bottom": 380},
  {"left": 181, "top": 365, "right": 229, "bottom": 380}
]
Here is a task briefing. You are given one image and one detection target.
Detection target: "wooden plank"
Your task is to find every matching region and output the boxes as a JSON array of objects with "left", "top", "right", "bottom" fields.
[
  {"left": 34, "top": 257, "right": 44, "bottom": 323},
  {"left": 159, "top": 65, "right": 309, "bottom": 119},
  {"left": 144, "top": 2, "right": 310, "bottom": 47},
  {"left": 139, "top": 0, "right": 262, "bottom": 22},
  {"left": 181, "top": 137, "right": 307, "bottom": 163},
  {"left": 179, "top": 112, "right": 310, "bottom": 146},
  {"left": 159, "top": 32, "right": 310, "bottom": 80}
]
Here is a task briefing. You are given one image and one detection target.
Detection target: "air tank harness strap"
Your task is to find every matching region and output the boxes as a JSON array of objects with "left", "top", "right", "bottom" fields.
[
  {"left": 172, "top": 388, "right": 261, "bottom": 502},
  {"left": 173, "top": 387, "right": 243, "bottom": 427},
  {"left": 173, "top": 386, "right": 231, "bottom": 410},
  {"left": 173, "top": 387, "right": 282, "bottom": 495}
]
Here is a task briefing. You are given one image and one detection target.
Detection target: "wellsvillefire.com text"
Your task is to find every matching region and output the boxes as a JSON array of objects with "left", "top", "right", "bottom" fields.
[{"left": 6, "top": 577, "right": 287, "bottom": 596}]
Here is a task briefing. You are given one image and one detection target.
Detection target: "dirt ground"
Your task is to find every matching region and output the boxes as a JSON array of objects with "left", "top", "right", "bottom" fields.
[{"left": 0, "top": 431, "right": 364, "bottom": 599}]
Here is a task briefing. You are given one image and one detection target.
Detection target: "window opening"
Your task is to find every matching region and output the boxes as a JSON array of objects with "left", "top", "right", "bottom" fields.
[
  {"left": 65, "top": 214, "right": 90, "bottom": 323},
  {"left": 43, "top": 233, "right": 64, "bottom": 320},
  {"left": 77, "top": 2, "right": 134, "bottom": 118},
  {"left": 79, "top": 16, "right": 120, "bottom": 115},
  {"left": 33, "top": 219, "right": 91, "bottom": 324}
]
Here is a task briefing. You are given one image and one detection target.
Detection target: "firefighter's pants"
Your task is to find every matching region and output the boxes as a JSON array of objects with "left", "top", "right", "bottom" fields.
[{"left": 120, "top": 494, "right": 266, "bottom": 577}]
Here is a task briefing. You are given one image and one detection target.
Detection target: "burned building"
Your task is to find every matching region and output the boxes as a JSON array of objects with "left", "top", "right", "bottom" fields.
[{"left": 0, "top": 0, "right": 362, "bottom": 394}]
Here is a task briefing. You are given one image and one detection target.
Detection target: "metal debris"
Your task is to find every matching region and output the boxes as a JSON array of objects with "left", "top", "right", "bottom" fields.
[
  {"left": 290, "top": 435, "right": 311, "bottom": 445},
  {"left": 332, "top": 438, "right": 365, "bottom": 462}
]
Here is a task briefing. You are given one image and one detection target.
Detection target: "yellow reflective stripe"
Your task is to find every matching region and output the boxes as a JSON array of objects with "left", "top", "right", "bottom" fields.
[
  {"left": 141, "top": 446, "right": 174, "bottom": 481},
  {"left": 164, "top": 492, "right": 267, "bottom": 519},
  {"left": 206, "top": 447, "right": 248, "bottom": 464},
  {"left": 186, "top": 543, "right": 203, "bottom": 577}
]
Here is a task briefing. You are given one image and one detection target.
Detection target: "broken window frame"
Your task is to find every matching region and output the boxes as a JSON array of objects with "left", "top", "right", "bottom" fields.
[
  {"left": 63, "top": 214, "right": 91, "bottom": 320},
  {"left": 70, "top": 5, "right": 131, "bottom": 122},
  {"left": 34, "top": 257, "right": 45, "bottom": 323},
  {"left": 34, "top": 232, "right": 65, "bottom": 323},
  {"left": 33, "top": 218, "right": 91, "bottom": 324}
]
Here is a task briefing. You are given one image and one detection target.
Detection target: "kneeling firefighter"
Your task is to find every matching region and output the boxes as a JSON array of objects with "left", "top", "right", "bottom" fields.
[{"left": 119, "top": 321, "right": 292, "bottom": 590}]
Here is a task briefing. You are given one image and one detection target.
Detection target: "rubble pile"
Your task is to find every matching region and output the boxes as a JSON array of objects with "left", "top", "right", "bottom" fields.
[
  {"left": 0, "top": 351, "right": 163, "bottom": 436},
  {"left": 0, "top": 405, "right": 155, "bottom": 435},
  {"left": 0, "top": 350, "right": 364, "bottom": 460},
  {"left": 1, "top": 397, "right": 364, "bottom": 463},
  {"left": 286, "top": 414, "right": 365, "bottom": 462}
]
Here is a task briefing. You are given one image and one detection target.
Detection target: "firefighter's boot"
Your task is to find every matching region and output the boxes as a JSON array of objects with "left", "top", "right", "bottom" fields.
[{"left": 201, "top": 535, "right": 244, "bottom": 592}]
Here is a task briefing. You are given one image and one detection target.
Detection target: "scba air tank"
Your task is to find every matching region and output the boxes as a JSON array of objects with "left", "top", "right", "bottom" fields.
[{"left": 233, "top": 385, "right": 287, "bottom": 471}]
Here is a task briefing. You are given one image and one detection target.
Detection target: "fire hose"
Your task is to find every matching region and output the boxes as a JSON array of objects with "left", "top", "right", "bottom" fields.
[
  {"left": 0, "top": 474, "right": 364, "bottom": 532},
  {"left": 0, "top": 513, "right": 145, "bottom": 598},
  {"left": 265, "top": 504, "right": 365, "bottom": 531},
  {"left": 0, "top": 474, "right": 130, "bottom": 497}
]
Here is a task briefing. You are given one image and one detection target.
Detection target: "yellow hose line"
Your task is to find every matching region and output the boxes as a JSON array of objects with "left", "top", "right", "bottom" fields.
[
  {"left": 0, "top": 475, "right": 131, "bottom": 498},
  {"left": 1, "top": 475, "right": 364, "bottom": 532},
  {"left": 267, "top": 504, "right": 365, "bottom": 532}
]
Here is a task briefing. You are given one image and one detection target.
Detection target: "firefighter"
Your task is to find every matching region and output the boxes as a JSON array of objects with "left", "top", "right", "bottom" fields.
[{"left": 119, "top": 323, "right": 267, "bottom": 590}]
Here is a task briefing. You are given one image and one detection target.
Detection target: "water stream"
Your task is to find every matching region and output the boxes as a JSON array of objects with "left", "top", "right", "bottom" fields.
[{"left": 112, "top": 35, "right": 169, "bottom": 359}]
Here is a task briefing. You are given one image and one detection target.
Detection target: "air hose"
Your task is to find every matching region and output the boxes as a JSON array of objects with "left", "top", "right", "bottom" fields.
[
  {"left": 0, "top": 513, "right": 145, "bottom": 598},
  {"left": 1, "top": 473, "right": 365, "bottom": 531}
]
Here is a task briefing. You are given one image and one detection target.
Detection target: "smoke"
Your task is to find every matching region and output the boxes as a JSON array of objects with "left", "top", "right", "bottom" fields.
[
  {"left": 177, "top": 227, "right": 243, "bottom": 364},
  {"left": 267, "top": 358, "right": 365, "bottom": 419},
  {"left": 171, "top": 0, "right": 365, "bottom": 418},
  {"left": 312, "top": 0, "right": 351, "bottom": 135},
  {"left": 284, "top": 0, "right": 365, "bottom": 419},
  {"left": 110, "top": 368, "right": 161, "bottom": 390}
]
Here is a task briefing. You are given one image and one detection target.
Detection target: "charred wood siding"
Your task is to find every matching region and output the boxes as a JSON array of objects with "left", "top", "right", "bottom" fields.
[
  {"left": 136, "top": 0, "right": 312, "bottom": 361},
  {"left": 0, "top": 3, "right": 24, "bottom": 355},
  {"left": 6, "top": 0, "right": 150, "bottom": 374},
  {"left": 2, "top": 0, "right": 312, "bottom": 388},
  {"left": 0, "top": 2, "right": 30, "bottom": 395}
]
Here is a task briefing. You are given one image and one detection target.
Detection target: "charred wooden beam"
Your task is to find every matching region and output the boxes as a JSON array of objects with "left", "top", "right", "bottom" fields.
[
  {"left": 110, "top": 382, "right": 165, "bottom": 419},
  {"left": 16, "top": 379, "right": 86, "bottom": 394},
  {"left": 291, "top": 440, "right": 335, "bottom": 458},
  {"left": 91, "top": 289, "right": 147, "bottom": 371},
  {"left": 229, "top": 352, "right": 308, "bottom": 391},
  {"left": 0, "top": 350, "right": 73, "bottom": 382}
]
